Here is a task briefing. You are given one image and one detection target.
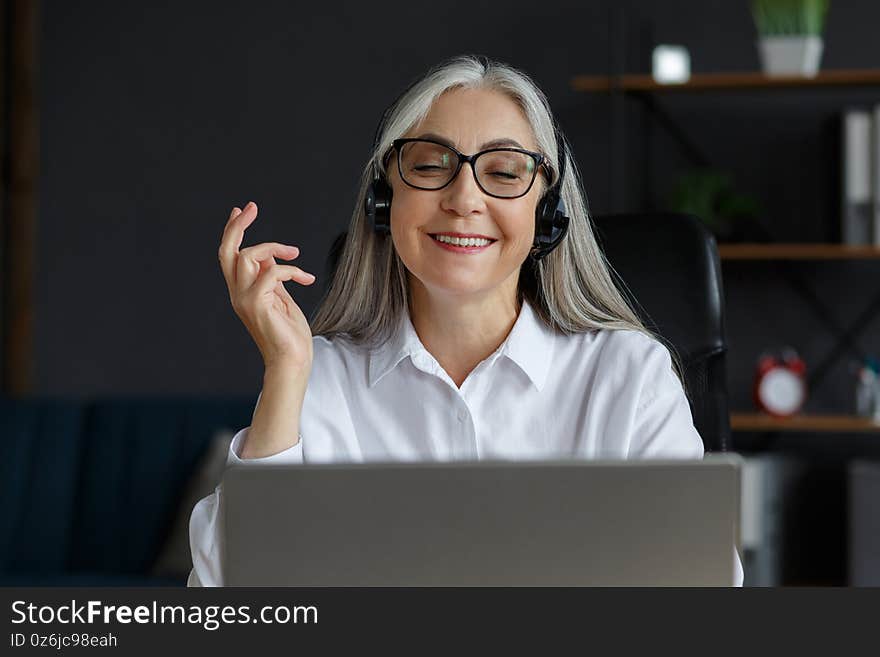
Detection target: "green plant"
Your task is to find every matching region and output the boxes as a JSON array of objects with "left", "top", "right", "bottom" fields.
[
  {"left": 751, "top": 0, "right": 829, "bottom": 36},
  {"left": 668, "top": 169, "right": 762, "bottom": 240}
]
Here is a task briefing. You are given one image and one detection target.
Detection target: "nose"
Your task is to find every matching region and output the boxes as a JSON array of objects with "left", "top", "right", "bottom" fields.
[{"left": 439, "top": 161, "right": 487, "bottom": 217}]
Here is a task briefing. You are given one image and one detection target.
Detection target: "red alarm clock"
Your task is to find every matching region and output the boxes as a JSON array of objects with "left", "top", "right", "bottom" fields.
[{"left": 753, "top": 348, "right": 808, "bottom": 417}]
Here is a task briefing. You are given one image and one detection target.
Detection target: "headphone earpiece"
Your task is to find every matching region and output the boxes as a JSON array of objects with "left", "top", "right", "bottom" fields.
[
  {"left": 530, "top": 181, "right": 570, "bottom": 261},
  {"left": 365, "top": 176, "right": 392, "bottom": 235},
  {"left": 529, "top": 127, "right": 571, "bottom": 261}
]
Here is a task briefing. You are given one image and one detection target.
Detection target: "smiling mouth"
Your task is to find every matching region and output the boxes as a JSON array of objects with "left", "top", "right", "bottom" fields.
[{"left": 428, "top": 233, "right": 498, "bottom": 247}]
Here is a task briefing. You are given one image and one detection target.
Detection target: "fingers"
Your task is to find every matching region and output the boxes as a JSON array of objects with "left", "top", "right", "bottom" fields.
[
  {"left": 219, "top": 201, "right": 259, "bottom": 289},
  {"left": 240, "top": 241, "right": 300, "bottom": 263},
  {"left": 218, "top": 201, "right": 315, "bottom": 303},
  {"left": 235, "top": 243, "right": 302, "bottom": 294},
  {"left": 251, "top": 263, "right": 316, "bottom": 299}
]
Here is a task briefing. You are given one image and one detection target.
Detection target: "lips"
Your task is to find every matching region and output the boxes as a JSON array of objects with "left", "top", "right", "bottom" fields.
[{"left": 427, "top": 233, "right": 496, "bottom": 253}]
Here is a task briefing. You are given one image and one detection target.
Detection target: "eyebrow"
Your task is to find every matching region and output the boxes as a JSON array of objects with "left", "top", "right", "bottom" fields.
[{"left": 414, "top": 132, "right": 527, "bottom": 151}]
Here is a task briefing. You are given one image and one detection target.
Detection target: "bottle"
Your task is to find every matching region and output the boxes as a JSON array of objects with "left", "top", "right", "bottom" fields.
[
  {"left": 869, "top": 358, "right": 880, "bottom": 422},
  {"left": 855, "top": 360, "right": 878, "bottom": 418}
]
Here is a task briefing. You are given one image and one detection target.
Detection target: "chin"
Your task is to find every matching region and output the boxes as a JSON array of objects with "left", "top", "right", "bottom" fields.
[{"left": 417, "top": 276, "right": 496, "bottom": 298}]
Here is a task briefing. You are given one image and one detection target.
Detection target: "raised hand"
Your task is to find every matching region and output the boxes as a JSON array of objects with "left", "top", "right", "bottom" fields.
[{"left": 218, "top": 201, "right": 316, "bottom": 371}]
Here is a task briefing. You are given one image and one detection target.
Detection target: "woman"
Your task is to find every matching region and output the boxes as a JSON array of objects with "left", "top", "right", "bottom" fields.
[{"left": 192, "top": 54, "right": 744, "bottom": 586}]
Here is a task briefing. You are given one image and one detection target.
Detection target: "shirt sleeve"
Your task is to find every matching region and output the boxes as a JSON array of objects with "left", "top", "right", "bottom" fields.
[
  {"left": 187, "top": 482, "right": 224, "bottom": 587},
  {"left": 733, "top": 546, "right": 744, "bottom": 587},
  {"left": 186, "top": 567, "right": 202, "bottom": 587},
  {"left": 188, "top": 337, "right": 361, "bottom": 586},
  {"left": 626, "top": 338, "right": 704, "bottom": 460},
  {"left": 186, "top": 426, "right": 306, "bottom": 587},
  {"left": 227, "top": 426, "right": 304, "bottom": 465}
]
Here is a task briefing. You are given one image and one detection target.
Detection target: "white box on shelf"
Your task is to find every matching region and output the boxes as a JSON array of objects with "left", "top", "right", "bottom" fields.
[{"left": 652, "top": 45, "right": 691, "bottom": 84}]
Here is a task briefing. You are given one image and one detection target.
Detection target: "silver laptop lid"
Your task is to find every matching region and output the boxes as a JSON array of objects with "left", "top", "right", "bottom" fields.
[{"left": 222, "top": 454, "right": 741, "bottom": 586}]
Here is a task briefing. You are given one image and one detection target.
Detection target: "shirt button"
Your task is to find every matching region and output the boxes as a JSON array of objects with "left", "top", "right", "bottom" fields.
[{"left": 457, "top": 411, "right": 467, "bottom": 422}]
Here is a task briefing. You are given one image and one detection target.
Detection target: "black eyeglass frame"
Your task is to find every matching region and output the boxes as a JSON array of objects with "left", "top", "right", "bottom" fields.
[{"left": 386, "top": 137, "right": 552, "bottom": 199}]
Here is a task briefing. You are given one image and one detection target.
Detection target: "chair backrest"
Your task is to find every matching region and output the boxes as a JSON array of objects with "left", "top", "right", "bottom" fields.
[{"left": 325, "top": 211, "right": 730, "bottom": 452}]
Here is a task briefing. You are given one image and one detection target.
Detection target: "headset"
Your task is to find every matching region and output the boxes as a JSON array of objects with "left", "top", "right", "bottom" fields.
[{"left": 363, "top": 56, "right": 574, "bottom": 261}]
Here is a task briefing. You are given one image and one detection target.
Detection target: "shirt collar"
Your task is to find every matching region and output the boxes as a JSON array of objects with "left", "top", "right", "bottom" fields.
[{"left": 368, "top": 298, "right": 555, "bottom": 391}]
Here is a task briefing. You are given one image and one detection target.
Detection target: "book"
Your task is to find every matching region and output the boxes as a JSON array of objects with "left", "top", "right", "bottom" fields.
[
  {"left": 874, "top": 104, "right": 880, "bottom": 246},
  {"left": 841, "top": 108, "right": 873, "bottom": 245}
]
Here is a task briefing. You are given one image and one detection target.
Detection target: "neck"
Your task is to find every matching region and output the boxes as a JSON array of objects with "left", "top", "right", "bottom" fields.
[{"left": 408, "top": 277, "right": 521, "bottom": 388}]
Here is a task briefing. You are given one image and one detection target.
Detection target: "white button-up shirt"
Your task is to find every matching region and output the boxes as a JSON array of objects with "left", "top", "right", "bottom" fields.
[{"left": 189, "top": 298, "right": 744, "bottom": 586}]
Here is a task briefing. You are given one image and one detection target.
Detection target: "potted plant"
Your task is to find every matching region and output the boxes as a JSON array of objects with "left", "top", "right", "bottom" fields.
[
  {"left": 752, "top": 0, "right": 829, "bottom": 76},
  {"left": 667, "top": 169, "right": 766, "bottom": 243}
]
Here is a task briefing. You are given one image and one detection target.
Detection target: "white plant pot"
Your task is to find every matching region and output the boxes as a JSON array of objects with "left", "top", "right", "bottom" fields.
[{"left": 757, "top": 35, "right": 824, "bottom": 76}]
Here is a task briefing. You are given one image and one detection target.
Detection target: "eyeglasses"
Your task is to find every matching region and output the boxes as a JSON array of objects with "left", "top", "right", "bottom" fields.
[{"left": 388, "top": 138, "right": 550, "bottom": 199}]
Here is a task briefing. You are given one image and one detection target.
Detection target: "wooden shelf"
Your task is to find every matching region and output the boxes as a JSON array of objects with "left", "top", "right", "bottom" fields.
[
  {"left": 571, "top": 69, "right": 880, "bottom": 93},
  {"left": 731, "top": 413, "right": 880, "bottom": 433},
  {"left": 718, "top": 243, "right": 880, "bottom": 260}
]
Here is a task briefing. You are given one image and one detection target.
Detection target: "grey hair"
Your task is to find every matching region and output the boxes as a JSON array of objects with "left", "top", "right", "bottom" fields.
[{"left": 309, "top": 54, "right": 685, "bottom": 388}]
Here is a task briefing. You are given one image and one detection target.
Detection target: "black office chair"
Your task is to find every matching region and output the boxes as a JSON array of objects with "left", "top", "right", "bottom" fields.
[{"left": 325, "top": 212, "right": 730, "bottom": 453}]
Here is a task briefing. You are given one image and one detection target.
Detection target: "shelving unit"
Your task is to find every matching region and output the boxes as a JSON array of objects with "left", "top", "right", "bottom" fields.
[
  {"left": 573, "top": 68, "right": 880, "bottom": 435},
  {"left": 570, "top": 67, "right": 880, "bottom": 210},
  {"left": 718, "top": 244, "right": 880, "bottom": 261},
  {"left": 571, "top": 69, "right": 880, "bottom": 93},
  {"left": 731, "top": 413, "right": 880, "bottom": 433}
]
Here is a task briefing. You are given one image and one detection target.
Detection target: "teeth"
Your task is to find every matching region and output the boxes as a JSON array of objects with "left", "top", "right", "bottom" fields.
[{"left": 433, "top": 235, "right": 492, "bottom": 247}]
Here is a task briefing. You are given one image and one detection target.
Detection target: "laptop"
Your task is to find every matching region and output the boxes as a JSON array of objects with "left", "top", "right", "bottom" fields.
[{"left": 221, "top": 454, "right": 741, "bottom": 586}]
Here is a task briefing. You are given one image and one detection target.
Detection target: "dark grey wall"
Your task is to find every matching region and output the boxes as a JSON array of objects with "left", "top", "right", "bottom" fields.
[
  {"left": 36, "top": 0, "right": 880, "bottom": 416},
  {"left": 37, "top": 0, "right": 612, "bottom": 396}
]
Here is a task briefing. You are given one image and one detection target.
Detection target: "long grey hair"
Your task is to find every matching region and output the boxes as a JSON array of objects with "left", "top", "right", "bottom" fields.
[{"left": 309, "top": 54, "right": 684, "bottom": 387}]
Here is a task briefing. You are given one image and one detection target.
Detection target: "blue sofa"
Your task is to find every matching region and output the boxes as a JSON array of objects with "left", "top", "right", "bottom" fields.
[{"left": 0, "top": 395, "right": 255, "bottom": 586}]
